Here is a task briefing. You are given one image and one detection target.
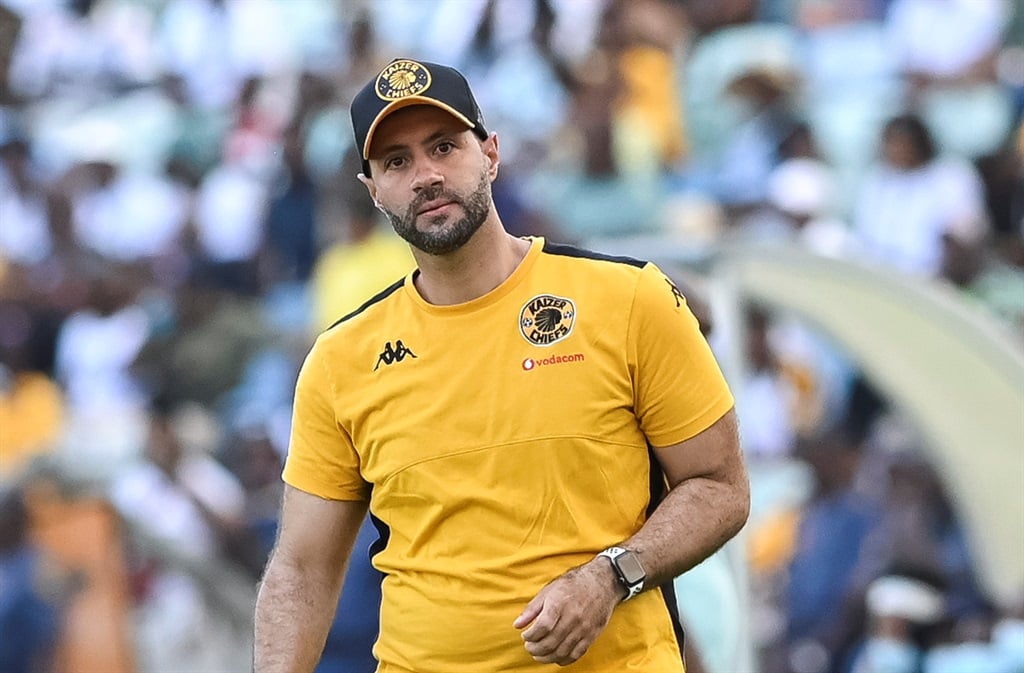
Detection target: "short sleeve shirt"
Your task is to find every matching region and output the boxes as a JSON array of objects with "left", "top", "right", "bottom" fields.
[{"left": 284, "top": 237, "right": 734, "bottom": 672}]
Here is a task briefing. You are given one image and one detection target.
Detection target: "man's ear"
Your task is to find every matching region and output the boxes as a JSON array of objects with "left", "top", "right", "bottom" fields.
[
  {"left": 357, "top": 172, "right": 377, "bottom": 203},
  {"left": 358, "top": 173, "right": 388, "bottom": 214},
  {"left": 482, "top": 132, "right": 500, "bottom": 181}
]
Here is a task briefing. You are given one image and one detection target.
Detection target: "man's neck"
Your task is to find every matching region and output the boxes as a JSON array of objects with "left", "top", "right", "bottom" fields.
[{"left": 411, "top": 218, "right": 531, "bottom": 306}]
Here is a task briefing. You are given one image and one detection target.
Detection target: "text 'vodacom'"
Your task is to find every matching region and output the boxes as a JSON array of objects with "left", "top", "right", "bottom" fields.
[{"left": 522, "top": 353, "right": 585, "bottom": 371}]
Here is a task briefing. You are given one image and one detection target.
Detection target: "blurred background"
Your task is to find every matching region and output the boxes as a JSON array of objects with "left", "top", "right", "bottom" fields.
[{"left": 0, "top": 0, "right": 1021, "bottom": 672}]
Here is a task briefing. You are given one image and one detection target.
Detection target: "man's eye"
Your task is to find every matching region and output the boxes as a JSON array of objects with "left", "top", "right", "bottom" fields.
[
  {"left": 436, "top": 141, "right": 454, "bottom": 155},
  {"left": 385, "top": 156, "right": 406, "bottom": 170}
]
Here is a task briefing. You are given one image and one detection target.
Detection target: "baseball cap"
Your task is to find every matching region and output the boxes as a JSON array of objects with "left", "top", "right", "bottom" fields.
[{"left": 351, "top": 58, "right": 488, "bottom": 174}]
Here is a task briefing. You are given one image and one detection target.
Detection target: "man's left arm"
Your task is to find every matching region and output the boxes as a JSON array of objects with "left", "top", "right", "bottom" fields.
[
  {"left": 626, "top": 407, "right": 748, "bottom": 588},
  {"left": 515, "top": 409, "right": 748, "bottom": 665}
]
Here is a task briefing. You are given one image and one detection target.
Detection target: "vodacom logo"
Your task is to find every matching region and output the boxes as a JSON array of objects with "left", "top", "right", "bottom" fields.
[{"left": 521, "top": 353, "right": 585, "bottom": 371}]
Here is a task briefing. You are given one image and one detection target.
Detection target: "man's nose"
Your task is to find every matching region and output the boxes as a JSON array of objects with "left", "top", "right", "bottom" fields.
[{"left": 411, "top": 158, "right": 444, "bottom": 193}]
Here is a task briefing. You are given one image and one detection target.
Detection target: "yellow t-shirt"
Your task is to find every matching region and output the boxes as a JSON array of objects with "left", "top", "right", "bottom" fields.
[
  {"left": 0, "top": 372, "right": 64, "bottom": 478},
  {"left": 310, "top": 229, "right": 416, "bottom": 331},
  {"left": 284, "top": 237, "right": 734, "bottom": 672},
  {"left": 617, "top": 45, "right": 688, "bottom": 168}
]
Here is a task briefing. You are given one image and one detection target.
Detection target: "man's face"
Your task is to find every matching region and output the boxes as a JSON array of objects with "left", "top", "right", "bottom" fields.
[
  {"left": 882, "top": 129, "right": 921, "bottom": 170},
  {"left": 361, "top": 105, "right": 497, "bottom": 256}
]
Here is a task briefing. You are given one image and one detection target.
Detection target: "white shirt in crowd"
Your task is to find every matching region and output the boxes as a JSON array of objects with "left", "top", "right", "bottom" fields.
[{"left": 852, "top": 157, "right": 988, "bottom": 276}]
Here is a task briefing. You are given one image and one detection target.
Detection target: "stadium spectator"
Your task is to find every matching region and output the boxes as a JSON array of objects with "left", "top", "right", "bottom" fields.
[
  {"left": 263, "top": 124, "right": 319, "bottom": 285},
  {"left": 192, "top": 157, "right": 269, "bottom": 296},
  {"left": 712, "top": 62, "right": 803, "bottom": 212},
  {"left": 108, "top": 401, "right": 253, "bottom": 671},
  {"left": 70, "top": 159, "right": 191, "bottom": 263},
  {"left": 132, "top": 263, "right": 271, "bottom": 408},
  {"left": 885, "top": 0, "right": 1015, "bottom": 159},
  {"left": 0, "top": 137, "right": 51, "bottom": 266},
  {"left": 864, "top": 451, "right": 989, "bottom": 624},
  {"left": 611, "top": 0, "right": 690, "bottom": 172},
  {"left": 779, "top": 428, "right": 884, "bottom": 673},
  {"left": 885, "top": 0, "right": 1009, "bottom": 91},
  {"left": 218, "top": 421, "right": 285, "bottom": 572},
  {"left": 852, "top": 114, "right": 989, "bottom": 277},
  {"left": 0, "top": 485, "right": 63, "bottom": 673},
  {"left": 315, "top": 517, "right": 384, "bottom": 673},
  {"left": 734, "top": 307, "right": 799, "bottom": 459},
  {"left": 847, "top": 566, "right": 948, "bottom": 673}
]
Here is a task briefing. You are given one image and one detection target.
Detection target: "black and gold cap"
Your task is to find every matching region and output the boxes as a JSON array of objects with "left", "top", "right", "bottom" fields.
[{"left": 351, "top": 58, "right": 488, "bottom": 174}]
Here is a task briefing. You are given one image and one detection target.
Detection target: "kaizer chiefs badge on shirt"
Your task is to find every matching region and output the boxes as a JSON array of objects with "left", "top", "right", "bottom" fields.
[
  {"left": 520, "top": 294, "right": 576, "bottom": 346},
  {"left": 375, "top": 59, "right": 432, "bottom": 101}
]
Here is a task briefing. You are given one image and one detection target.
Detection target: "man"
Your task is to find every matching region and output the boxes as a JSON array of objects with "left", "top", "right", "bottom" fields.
[{"left": 254, "top": 58, "right": 749, "bottom": 672}]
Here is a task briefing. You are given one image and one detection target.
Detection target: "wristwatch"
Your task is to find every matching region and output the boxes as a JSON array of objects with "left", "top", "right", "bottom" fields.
[{"left": 597, "top": 547, "right": 646, "bottom": 600}]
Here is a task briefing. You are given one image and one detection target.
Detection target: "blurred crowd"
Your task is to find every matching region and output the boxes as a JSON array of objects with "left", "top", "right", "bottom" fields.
[{"left": 0, "top": 0, "right": 1021, "bottom": 672}]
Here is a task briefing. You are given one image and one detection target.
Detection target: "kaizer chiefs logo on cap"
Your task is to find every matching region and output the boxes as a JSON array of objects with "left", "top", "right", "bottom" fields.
[
  {"left": 376, "top": 60, "right": 432, "bottom": 101},
  {"left": 520, "top": 294, "right": 576, "bottom": 347}
]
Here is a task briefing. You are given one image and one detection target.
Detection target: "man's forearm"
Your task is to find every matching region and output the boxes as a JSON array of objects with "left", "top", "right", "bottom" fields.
[
  {"left": 624, "top": 472, "right": 749, "bottom": 589},
  {"left": 253, "top": 555, "right": 345, "bottom": 673}
]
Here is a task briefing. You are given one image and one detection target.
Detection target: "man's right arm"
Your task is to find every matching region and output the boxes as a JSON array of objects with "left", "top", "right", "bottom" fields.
[{"left": 254, "top": 485, "right": 369, "bottom": 673}]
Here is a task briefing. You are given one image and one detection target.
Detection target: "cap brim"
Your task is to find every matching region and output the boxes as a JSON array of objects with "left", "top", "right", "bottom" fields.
[{"left": 362, "top": 97, "right": 477, "bottom": 160}]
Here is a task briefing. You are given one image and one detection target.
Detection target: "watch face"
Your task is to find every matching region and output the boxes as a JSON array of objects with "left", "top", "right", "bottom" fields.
[{"left": 616, "top": 551, "right": 646, "bottom": 585}]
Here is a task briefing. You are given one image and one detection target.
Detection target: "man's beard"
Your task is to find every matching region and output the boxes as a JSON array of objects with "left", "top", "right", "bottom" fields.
[{"left": 382, "top": 171, "right": 492, "bottom": 255}]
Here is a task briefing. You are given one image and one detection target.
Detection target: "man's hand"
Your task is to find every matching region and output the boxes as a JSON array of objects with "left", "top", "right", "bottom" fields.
[{"left": 513, "top": 559, "right": 624, "bottom": 665}]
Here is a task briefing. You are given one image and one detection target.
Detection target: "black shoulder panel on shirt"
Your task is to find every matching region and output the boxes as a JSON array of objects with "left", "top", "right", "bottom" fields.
[
  {"left": 541, "top": 240, "right": 647, "bottom": 268},
  {"left": 326, "top": 276, "right": 406, "bottom": 331}
]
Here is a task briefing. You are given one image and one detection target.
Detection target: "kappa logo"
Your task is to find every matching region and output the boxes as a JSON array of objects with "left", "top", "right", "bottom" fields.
[
  {"left": 665, "top": 278, "right": 684, "bottom": 308},
  {"left": 519, "top": 294, "right": 576, "bottom": 347},
  {"left": 374, "top": 340, "right": 417, "bottom": 370}
]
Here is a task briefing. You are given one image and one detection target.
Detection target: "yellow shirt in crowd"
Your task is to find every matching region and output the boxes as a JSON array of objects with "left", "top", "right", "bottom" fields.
[{"left": 310, "top": 229, "right": 415, "bottom": 332}]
